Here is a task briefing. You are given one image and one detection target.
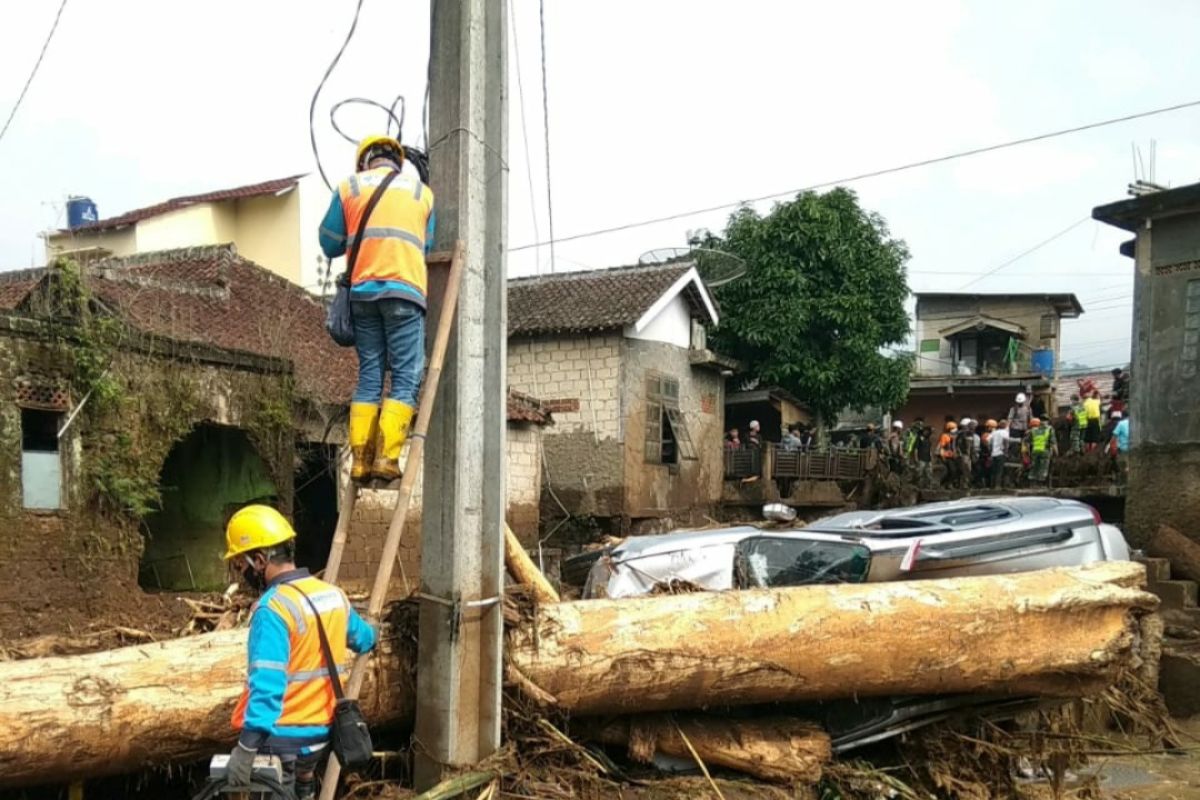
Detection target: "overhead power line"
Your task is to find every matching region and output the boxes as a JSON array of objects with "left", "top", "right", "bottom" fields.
[
  {"left": 508, "top": 0, "right": 543, "bottom": 273},
  {"left": 0, "top": 0, "right": 70, "bottom": 145},
  {"left": 958, "top": 217, "right": 1092, "bottom": 289},
  {"left": 537, "top": 0, "right": 558, "bottom": 273},
  {"left": 509, "top": 96, "right": 1200, "bottom": 252}
]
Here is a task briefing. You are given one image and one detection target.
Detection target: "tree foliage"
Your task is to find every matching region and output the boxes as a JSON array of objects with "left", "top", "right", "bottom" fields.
[{"left": 700, "top": 188, "right": 911, "bottom": 422}]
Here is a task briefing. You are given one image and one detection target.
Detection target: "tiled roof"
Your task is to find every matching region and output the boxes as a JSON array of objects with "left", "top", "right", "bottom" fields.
[
  {"left": 1053, "top": 371, "right": 1120, "bottom": 410},
  {"left": 0, "top": 245, "right": 355, "bottom": 405},
  {"left": 64, "top": 175, "right": 305, "bottom": 234},
  {"left": 507, "top": 389, "right": 552, "bottom": 425},
  {"left": 508, "top": 262, "right": 696, "bottom": 336},
  {"left": 0, "top": 268, "right": 44, "bottom": 311}
]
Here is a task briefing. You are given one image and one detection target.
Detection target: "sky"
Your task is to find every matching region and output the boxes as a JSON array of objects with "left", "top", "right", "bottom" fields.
[{"left": 2, "top": 0, "right": 1198, "bottom": 369}]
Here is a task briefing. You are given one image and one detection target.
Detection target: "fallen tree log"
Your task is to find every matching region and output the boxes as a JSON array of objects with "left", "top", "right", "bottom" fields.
[
  {"left": 588, "top": 714, "right": 830, "bottom": 783},
  {"left": 505, "top": 522, "right": 559, "bottom": 604},
  {"left": 0, "top": 624, "right": 414, "bottom": 789},
  {"left": 509, "top": 561, "right": 1158, "bottom": 715},
  {"left": 1146, "top": 524, "right": 1200, "bottom": 584},
  {"left": 0, "top": 563, "right": 1153, "bottom": 787}
]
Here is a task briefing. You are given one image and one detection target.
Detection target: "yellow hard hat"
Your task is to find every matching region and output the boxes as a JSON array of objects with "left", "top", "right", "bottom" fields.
[
  {"left": 224, "top": 505, "right": 295, "bottom": 560},
  {"left": 356, "top": 135, "right": 404, "bottom": 171}
]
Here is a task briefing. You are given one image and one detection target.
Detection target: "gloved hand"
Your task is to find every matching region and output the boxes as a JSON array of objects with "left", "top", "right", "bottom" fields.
[{"left": 226, "top": 742, "right": 257, "bottom": 787}]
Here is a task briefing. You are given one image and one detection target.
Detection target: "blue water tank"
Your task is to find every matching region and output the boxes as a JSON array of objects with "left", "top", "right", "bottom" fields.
[
  {"left": 1031, "top": 348, "right": 1055, "bottom": 376},
  {"left": 66, "top": 196, "right": 98, "bottom": 229}
]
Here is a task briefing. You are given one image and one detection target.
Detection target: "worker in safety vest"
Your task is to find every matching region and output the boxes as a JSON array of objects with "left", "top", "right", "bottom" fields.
[
  {"left": 1068, "top": 393, "right": 1088, "bottom": 455},
  {"left": 1022, "top": 417, "right": 1057, "bottom": 486},
  {"left": 319, "top": 135, "right": 436, "bottom": 483},
  {"left": 223, "top": 505, "right": 376, "bottom": 799}
]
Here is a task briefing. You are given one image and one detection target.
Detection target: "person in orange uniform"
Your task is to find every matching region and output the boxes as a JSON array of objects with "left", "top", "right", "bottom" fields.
[
  {"left": 938, "top": 420, "right": 959, "bottom": 487},
  {"left": 319, "top": 135, "right": 436, "bottom": 482},
  {"left": 223, "top": 505, "right": 376, "bottom": 799}
]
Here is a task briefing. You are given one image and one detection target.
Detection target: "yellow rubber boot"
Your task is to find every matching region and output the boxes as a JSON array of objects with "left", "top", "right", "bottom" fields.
[
  {"left": 373, "top": 399, "right": 415, "bottom": 481},
  {"left": 348, "top": 403, "right": 380, "bottom": 482}
]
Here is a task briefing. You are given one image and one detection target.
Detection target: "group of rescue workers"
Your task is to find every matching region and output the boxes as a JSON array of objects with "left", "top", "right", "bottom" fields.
[
  {"left": 216, "top": 135, "right": 435, "bottom": 798},
  {"left": 889, "top": 370, "right": 1131, "bottom": 491}
]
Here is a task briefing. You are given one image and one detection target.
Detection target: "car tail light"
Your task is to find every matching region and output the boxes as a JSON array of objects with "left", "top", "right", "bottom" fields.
[{"left": 1086, "top": 504, "right": 1102, "bottom": 525}]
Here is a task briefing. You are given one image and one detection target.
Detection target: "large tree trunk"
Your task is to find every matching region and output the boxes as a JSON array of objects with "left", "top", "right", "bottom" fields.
[
  {"left": 509, "top": 562, "right": 1157, "bottom": 715},
  {"left": 0, "top": 627, "right": 413, "bottom": 789},
  {"left": 0, "top": 563, "right": 1154, "bottom": 788},
  {"left": 588, "top": 714, "right": 831, "bottom": 783},
  {"left": 1147, "top": 524, "right": 1200, "bottom": 583}
]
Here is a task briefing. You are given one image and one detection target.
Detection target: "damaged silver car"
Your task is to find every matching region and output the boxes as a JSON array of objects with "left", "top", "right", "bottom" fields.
[{"left": 580, "top": 497, "right": 1130, "bottom": 599}]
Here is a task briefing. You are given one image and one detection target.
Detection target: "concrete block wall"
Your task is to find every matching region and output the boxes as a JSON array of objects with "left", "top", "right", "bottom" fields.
[
  {"left": 508, "top": 334, "right": 626, "bottom": 519},
  {"left": 506, "top": 423, "right": 543, "bottom": 544},
  {"left": 508, "top": 334, "right": 622, "bottom": 439}
]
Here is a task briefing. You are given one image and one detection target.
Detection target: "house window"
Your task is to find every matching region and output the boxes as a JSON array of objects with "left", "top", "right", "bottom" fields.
[
  {"left": 1040, "top": 314, "right": 1057, "bottom": 339},
  {"left": 1183, "top": 279, "right": 1200, "bottom": 379},
  {"left": 21, "top": 408, "right": 63, "bottom": 510},
  {"left": 644, "top": 374, "right": 697, "bottom": 465}
]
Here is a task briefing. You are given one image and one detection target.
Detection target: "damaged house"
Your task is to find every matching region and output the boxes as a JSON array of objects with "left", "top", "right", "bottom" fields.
[
  {"left": 507, "top": 262, "right": 729, "bottom": 533},
  {"left": 0, "top": 244, "right": 554, "bottom": 637}
]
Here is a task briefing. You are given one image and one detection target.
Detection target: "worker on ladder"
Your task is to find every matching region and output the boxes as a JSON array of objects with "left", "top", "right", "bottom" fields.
[
  {"left": 222, "top": 505, "right": 377, "bottom": 799},
  {"left": 319, "top": 135, "right": 436, "bottom": 482}
]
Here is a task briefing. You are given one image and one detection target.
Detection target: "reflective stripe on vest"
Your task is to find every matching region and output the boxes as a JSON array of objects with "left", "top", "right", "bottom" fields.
[
  {"left": 1031, "top": 428, "right": 1052, "bottom": 453},
  {"left": 338, "top": 167, "right": 434, "bottom": 299},
  {"left": 232, "top": 576, "right": 353, "bottom": 734}
]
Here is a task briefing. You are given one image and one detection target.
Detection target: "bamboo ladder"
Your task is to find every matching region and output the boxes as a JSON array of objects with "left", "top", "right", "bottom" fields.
[{"left": 316, "top": 241, "right": 464, "bottom": 798}]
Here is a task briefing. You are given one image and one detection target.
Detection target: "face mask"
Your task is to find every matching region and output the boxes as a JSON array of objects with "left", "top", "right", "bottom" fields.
[{"left": 241, "top": 560, "right": 267, "bottom": 593}]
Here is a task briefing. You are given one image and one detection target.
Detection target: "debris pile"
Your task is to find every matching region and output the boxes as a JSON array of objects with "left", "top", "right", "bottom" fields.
[{"left": 0, "top": 561, "right": 1164, "bottom": 798}]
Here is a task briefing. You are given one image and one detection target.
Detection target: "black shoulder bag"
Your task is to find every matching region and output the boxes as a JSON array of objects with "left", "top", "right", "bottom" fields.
[
  {"left": 325, "top": 170, "right": 401, "bottom": 347},
  {"left": 288, "top": 585, "right": 374, "bottom": 771}
]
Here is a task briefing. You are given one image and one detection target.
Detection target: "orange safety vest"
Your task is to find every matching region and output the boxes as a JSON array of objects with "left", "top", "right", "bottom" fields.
[
  {"left": 339, "top": 166, "right": 435, "bottom": 306},
  {"left": 232, "top": 575, "right": 353, "bottom": 735},
  {"left": 938, "top": 433, "right": 955, "bottom": 459}
]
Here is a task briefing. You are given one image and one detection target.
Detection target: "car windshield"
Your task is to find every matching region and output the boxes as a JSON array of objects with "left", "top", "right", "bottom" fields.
[{"left": 736, "top": 537, "right": 871, "bottom": 588}]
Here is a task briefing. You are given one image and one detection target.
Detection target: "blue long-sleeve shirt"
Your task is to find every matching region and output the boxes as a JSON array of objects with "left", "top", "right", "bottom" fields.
[{"left": 239, "top": 569, "right": 376, "bottom": 751}]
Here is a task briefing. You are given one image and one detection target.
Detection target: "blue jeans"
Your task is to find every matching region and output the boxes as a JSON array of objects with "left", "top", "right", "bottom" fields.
[{"left": 351, "top": 299, "right": 425, "bottom": 405}]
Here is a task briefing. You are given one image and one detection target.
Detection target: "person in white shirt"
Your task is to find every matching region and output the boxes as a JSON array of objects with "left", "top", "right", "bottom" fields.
[{"left": 989, "top": 419, "right": 1011, "bottom": 488}]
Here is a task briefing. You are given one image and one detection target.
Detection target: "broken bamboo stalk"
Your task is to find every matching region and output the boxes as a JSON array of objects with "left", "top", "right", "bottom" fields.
[
  {"left": 319, "top": 240, "right": 466, "bottom": 798},
  {"left": 505, "top": 523, "right": 560, "bottom": 604},
  {"left": 509, "top": 561, "right": 1158, "bottom": 715},
  {"left": 0, "top": 626, "right": 414, "bottom": 789},
  {"left": 588, "top": 714, "right": 830, "bottom": 784}
]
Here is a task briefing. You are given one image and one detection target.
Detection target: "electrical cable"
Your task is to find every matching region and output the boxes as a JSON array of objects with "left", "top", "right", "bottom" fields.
[
  {"left": 0, "top": 0, "right": 70, "bottom": 146},
  {"left": 958, "top": 217, "right": 1091, "bottom": 289},
  {"left": 509, "top": 0, "right": 543, "bottom": 273},
  {"left": 309, "top": 0, "right": 367, "bottom": 190},
  {"left": 508, "top": 97, "right": 1200, "bottom": 252},
  {"left": 537, "top": 0, "right": 558, "bottom": 273}
]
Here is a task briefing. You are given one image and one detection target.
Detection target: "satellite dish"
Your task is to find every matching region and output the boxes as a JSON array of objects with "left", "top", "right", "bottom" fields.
[{"left": 638, "top": 246, "right": 747, "bottom": 288}]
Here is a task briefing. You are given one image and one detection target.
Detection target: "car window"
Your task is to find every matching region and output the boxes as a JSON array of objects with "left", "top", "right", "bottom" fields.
[{"left": 735, "top": 538, "right": 871, "bottom": 588}]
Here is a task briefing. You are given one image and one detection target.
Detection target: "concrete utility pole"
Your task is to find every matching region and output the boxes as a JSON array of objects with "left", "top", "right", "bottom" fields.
[{"left": 414, "top": 0, "right": 508, "bottom": 789}]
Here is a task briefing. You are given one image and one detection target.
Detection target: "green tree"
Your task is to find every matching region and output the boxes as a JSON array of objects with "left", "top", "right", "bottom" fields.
[{"left": 699, "top": 188, "right": 911, "bottom": 423}]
